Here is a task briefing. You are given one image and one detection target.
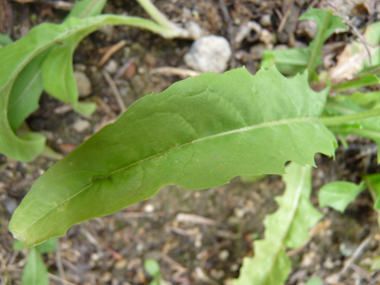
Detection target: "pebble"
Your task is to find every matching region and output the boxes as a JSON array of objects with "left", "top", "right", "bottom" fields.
[
  {"left": 104, "top": 59, "right": 119, "bottom": 74},
  {"left": 74, "top": 71, "right": 92, "bottom": 98},
  {"left": 234, "top": 207, "right": 245, "bottom": 218},
  {"left": 210, "top": 269, "right": 225, "bottom": 280},
  {"left": 144, "top": 204, "right": 154, "bottom": 213},
  {"left": 218, "top": 250, "right": 229, "bottom": 261},
  {"left": 297, "top": 19, "right": 318, "bottom": 39},
  {"left": 301, "top": 251, "right": 316, "bottom": 267},
  {"left": 184, "top": 35, "right": 232, "bottom": 74},
  {"left": 72, "top": 119, "right": 91, "bottom": 133},
  {"left": 260, "top": 14, "right": 272, "bottom": 27},
  {"left": 186, "top": 21, "right": 203, "bottom": 39}
]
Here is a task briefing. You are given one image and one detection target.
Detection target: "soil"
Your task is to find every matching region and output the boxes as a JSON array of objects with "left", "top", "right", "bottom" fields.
[{"left": 1, "top": 0, "right": 380, "bottom": 284}]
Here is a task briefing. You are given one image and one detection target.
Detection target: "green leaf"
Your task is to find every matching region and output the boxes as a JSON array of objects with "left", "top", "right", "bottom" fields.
[
  {"left": 0, "top": 33, "right": 13, "bottom": 48},
  {"left": 365, "top": 174, "right": 380, "bottom": 210},
  {"left": 22, "top": 247, "right": 49, "bottom": 285},
  {"left": 261, "top": 9, "right": 346, "bottom": 79},
  {"left": 36, "top": 238, "right": 58, "bottom": 253},
  {"left": 305, "top": 278, "right": 323, "bottom": 285},
  {"left": 347, "top": 91, "right": 380, "bottom": 108},
  {"left": 234, "top": 163, "right": 323, "bottom": 285},
  {"left": 319, "top": 181, "right": 366, "bottom": 213},
  {"left": 7, "top": 50, "right": 50, "bottom": 133},
  {"left": 332, "top": 74, "right": 380, "bottom": 92},
  {"left": 41, "top": 0, "right": 106, "bottom": 114},
  {"left": 0, "top": 14, "right": 179, "bottom": 161},
  {"left": 300, "top": 9, "right": 346, "bottom": 79},
  {"left": 13, "top": 240, "right": 26, "bottom": 250},
  {"left": 9, "top": 67, "right": 336, "bottom": 247},
  {"left": 144, "top": 259, "right": 161, "bottom": 277}
]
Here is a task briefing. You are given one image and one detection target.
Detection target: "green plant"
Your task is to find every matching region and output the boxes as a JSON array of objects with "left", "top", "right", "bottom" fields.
[
  {"left": 144, "top": 259, "right": 168, "bottom": 285},
  {"left": 13, "top": 238, "right": 58, "bottom": 285},
  {"left": 0, "top": 0, "right": 191, "bottom": 162},
  {"left": 4, "top": 5, "right": 380, "bottom": 285}
]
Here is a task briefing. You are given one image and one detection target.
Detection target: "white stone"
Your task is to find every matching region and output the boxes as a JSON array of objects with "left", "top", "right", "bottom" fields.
[
  {"left": 74, "top": 71, "right": 92, "bottom": 98},
  {"left": 72, "top": 119, "right": 90, "bottom": 133},
  {"left": 104, "top": 59, "right": 119, "bottom": 74},
  {"left": 184, "top": 35, "right": 232, "bottom": 74}
]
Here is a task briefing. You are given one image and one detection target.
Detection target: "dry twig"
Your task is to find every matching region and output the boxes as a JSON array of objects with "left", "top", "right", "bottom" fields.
[
  {"left": 98, "top": 40, "right": 127, "bottom": 67},
  {"left": 102, "top": 71, "right": 126, "bottom": 112}
]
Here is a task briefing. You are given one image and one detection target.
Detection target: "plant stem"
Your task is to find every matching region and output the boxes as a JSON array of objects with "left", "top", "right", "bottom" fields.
[
  {"left": 136, "top": 0, "right": 178, "bottom": 31},
  {"left": 319, "top": 107, "right": 380, "bottom": 126}
]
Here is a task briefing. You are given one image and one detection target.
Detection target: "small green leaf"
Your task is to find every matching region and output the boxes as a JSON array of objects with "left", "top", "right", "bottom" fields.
[
  {"left": 144, "top": 259, "right": 161, "bottom": 277},
  {"left": 365, "top": 174, "right": 380, "bottom": 210},
  {"left": 347, "top": 91, "right": 380, "bottom": 107},
  {"left": 305, "top": 277, "right": 323, "bottom": 285},
  {"left": 0, "top": 33, "right": 13, "bottom": 48},
  {"left": 66, "top": 0, "right": 107, "bottom": 19},
  {"left": 332, "top": 74, "right": 380, "bottom": 92},
  {"left": 9, "top": 67, "right": 337, "bottom": 247},
  {"left": 22, "top": 247, "right": 49, "bottom": 285},
  {"left": 234, "top": 163, "right": 323, "bottom": 285},
  {"left": 36, "top": 238, "right": 58, "bottom": 253},
  {"left": 300, "top": 9, "right": 346, "bottom": 79},
  {"left": 319, "top": 181, "right": 366, "bottom": 213},
  {"left": 74, "top": 101, "right": 97, "bottom": 116}
]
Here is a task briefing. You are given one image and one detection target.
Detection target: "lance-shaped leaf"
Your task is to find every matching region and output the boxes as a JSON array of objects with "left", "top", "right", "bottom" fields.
[
  {"left": 0, "top": 14, "right": 179, "bottom": 162},
  {"left": 234, "top": 163, "right": 323, "bottom": 285},
  {"left": 22, "top": 247, "right": 49, "bottom": 285},
  {"left": 9, "top": 67, "right": 336, "bottom": 247}
]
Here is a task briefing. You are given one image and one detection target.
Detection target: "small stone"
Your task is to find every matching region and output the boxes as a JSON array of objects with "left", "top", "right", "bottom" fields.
[
  {"left": 339, "top": 242, "right": 355, "bottom": 257},
  {"left": 297, "top": 20, "right": 318, "bottom": 39},
  {"left": 114, "top": 259, "right": 127, "bottom": 269},
  {"left": 260, "top": 14, "right": 272, "bottom": 27},
  {"left": 144, "top": 53, "right": 156, "bottom": 67},
  {"left": 104, "top": 59, "right": 119, "bottom": 74},
  {"left": 144, "top": 204, "right": 154, "bottom": 213},
  {"left": 218, "top": 250, "right": 229, "bottom": 261},
  {"left": 323, "top": 257, "right": 335, "bottom": 269},
  {"left": 230, "top": 264, "right": 239, "bottom": 272},
  {"left": 210, "top": 269, "right": 225, "bottom": 280},
  {"left": 259, "top": 29, "right": 275, "bottom": 48},
  {"left": 72, "top": 119, "right": 90, "bottom": 133},
  {"left": 74, "top": 71, "right": 92, "bottom": 98},
  {"left": 74, "top": 63, "right": 86, "bottom": 72},
  {"left": 234, "top": 207, "right": 245, "bottom": 218},
  {"left": 301, "top": 252, "right": 316, "bottom": 267},
  {"left": 184, "top": 35, "right": 232, "bottom": 74},
  {"left": 186, "top": 21, "right": 203, "bottom": 39}
]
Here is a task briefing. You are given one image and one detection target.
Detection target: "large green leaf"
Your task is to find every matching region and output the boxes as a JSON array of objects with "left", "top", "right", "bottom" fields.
[
  {"left": 22, "top": 247, "right": 48, "bottom": 285},
  {"left": 9, "top": 67, "right": 336, "bottom": 247},
  {"left": 319, "top": 181, "right": 366, "bottom": 213},
  {"left": 234, "top": 163, "right": 323, "bottom": 285},
  {"left": 0, "top": 14, "right": 179, "bottom": 162}
]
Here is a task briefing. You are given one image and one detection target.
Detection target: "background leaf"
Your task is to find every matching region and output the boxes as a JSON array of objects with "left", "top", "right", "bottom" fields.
[
  {"left": 35, "top": 238, "right": 58, "bottom": 253},
  {"left": 41, "top": 0, "right": 106, "bottom": 115},
  {"left": 22, "top": 247, "right": 49, "bottom": 285},
  {"left": 0, "top": 33, "right": 13, "bottom": 47},
  {"left": 262, "top": 9, "right": 346, "bottom": 78},
  {"left": 305, "top": 277, "right": 323, "bottom": 285},
  {"left": 144, "top": 259, "right": 161, "bottom": 277},
  {"left": 332, "top": 74, "right": 380, "bottom": 92},
  {"left": 9, "top": 67, "right": 336, "bottom": 247},
  {"left": 319, "top": 181, "right": 366, "bottom": 213},
  {"left": 234, "top": 163, "right": 323, "bottom": 285}
]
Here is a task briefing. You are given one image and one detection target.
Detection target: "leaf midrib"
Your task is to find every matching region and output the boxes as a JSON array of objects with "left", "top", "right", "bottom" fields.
[
  {"left": 261, "top": 166, "right": 307, "bottom": 284},
  {"left": 17, "top": 116, "right": 318, "bottom": 240}
]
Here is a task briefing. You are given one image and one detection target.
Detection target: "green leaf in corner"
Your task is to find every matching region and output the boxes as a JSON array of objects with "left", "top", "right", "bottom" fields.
[
  {"left": 9, "top": 67, "right": 336, "bottom": 247},
  {"left": 305, "top": 277, "right": 323, "bottom": 285},
  {"left": 319, "top": 181, "right": 366, "bottom": 213},
  {"left": 234, "top": 163, "right": 323, "bottom": 285},
  {"left": 332, "top": 74, "right": 380, "bottom": 92},
  {"left": 346, "top": 91, "right": 380, "bottom": 108},
  {"left": 22, "top": 247, "right": 49, "bottom": 285},
  {"left": 36, "top": 238, "right": 58, "bottom": 253}
]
